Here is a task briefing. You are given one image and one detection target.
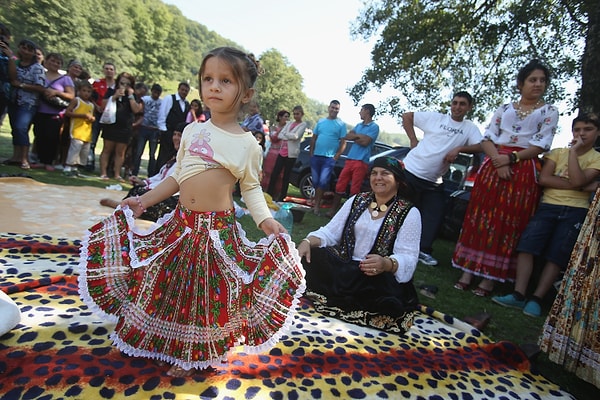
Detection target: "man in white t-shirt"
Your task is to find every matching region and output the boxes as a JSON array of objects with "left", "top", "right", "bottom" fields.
[{"left": 402, "top": 91, "right": 482, "bottom": 266}]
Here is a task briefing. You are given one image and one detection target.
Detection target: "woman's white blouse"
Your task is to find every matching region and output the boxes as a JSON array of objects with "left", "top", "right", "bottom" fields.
[{"left": 308, "top": 195, "right": 421, "bottom": 283}]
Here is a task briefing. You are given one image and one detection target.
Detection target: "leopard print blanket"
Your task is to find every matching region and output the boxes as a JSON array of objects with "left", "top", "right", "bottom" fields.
[{"left": 0, "top": 233, "right": 573, "bottom": 399}]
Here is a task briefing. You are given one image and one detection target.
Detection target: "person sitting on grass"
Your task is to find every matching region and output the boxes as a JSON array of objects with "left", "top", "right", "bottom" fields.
[
  {"left": 297, "top": 156, "right": 420, "bottom": 333},
  {"left": 99, "top": 122, "right": 186, "bottom": 221},
  {"left": 491, "top": 113, "right": 600, "bottom": 317}
]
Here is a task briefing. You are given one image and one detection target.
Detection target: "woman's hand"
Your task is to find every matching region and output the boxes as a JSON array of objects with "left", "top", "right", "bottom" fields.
[
  {"left": 496, "top": 165, "right": 512, "bottom": 180},
  {"left": 359, "top": 254, "right": 387, "bottom": 276},
  {"left": 114, "top": 87, "right": 126, "bottom": 100},
  {"left": 44, "top": 87, "right": 58, "bottom": 99},
  {"left": 129, "top": 176, "right": 145, "bottom": 186},
  {"left": 0, "top": 41, "right": 12, "bottom": 57},
  {"left": 259, "top": 217, "right": 286, "bottom": 236},
  {"left": 491, "top": 154, "right": 511, "bottom": 169},
  {"left": 297, "top": 239, "right": 311, "bottom": 263}
]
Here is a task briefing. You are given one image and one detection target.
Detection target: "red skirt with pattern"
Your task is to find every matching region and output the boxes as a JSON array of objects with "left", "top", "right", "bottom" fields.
[
  {"left": 452, "top": 147, "right": 541, "bottom": 282},
  {"left": 78, "top": 205, "right": 305, "bottom": 370}
]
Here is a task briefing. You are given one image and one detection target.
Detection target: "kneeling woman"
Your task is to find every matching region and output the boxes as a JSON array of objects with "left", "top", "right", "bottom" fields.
[{"left": 297, "top": 157, "right": 421, "bottom": 331}]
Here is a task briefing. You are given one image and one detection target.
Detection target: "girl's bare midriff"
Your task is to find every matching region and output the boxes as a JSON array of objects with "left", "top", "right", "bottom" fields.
[{"left": 179, "top": 168, "right": 237, "bottom": 212}]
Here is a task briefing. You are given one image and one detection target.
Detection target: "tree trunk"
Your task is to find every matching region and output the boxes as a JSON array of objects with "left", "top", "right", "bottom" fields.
[
  {"left": 580, "top": 1, "right": 600, "bottom": 115},
  {"left": 579, "top": 2, "right": 600, "bottom": 147}
]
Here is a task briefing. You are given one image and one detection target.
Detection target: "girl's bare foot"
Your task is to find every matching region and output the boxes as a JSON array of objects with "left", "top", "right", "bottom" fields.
[{"left": 100, "top": 198, "right": 119, "bottom": 208}]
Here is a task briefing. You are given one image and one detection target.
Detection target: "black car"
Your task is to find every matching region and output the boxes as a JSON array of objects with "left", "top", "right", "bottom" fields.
[{"left": 289, "top": 138, "right": 395, "bottom": 199}]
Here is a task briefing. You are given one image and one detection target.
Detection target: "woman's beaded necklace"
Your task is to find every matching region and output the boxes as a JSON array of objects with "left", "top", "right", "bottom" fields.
[
  {"left": 369, "top": 196, "right": 396, "bottom": 218},
  {"left": 514, "top": 99, "right": 543, "bottom": 119}
]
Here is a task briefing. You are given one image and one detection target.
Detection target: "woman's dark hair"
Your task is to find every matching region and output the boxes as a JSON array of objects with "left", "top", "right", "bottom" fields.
[
  {"left": 0, "top": 23, "right": 11, "bottom": 44},
  {"left": 276, "top": 109, "right": 289, "bottom": 122},
  {"left": 371, "top": 157, "right": 416, "bottom": 202},
  {"left": 517, "top": 59, "right": 550, "bottom": 87},
  {"left": 45, "top": 52, "right": 63, "bottom": 65},
  {"left": 115, "top": 72, "right": 136, "bottom": 88},
  {"left": 18, "top": 39, "right": 37, "bottom": 50},
  {"left": 253, "top": 131, "right": 266, "bottom": 151}
]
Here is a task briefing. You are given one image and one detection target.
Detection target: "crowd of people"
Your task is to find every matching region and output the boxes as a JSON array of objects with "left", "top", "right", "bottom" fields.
[
  {"left": 2, "top": 25, "right": 600, "bottom": 388},
  {"left": 0, "top": 29, "right": 209, "bottom": 182}
]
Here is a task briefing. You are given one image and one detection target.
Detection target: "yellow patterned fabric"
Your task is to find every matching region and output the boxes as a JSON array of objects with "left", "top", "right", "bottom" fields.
[{"left": 540, "top": 188, "right": 600, "bottom": 389}]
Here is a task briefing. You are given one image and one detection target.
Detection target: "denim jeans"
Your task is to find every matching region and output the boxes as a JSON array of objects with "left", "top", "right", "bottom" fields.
[
  {"left": 134, "top": 127, "right": 159, "bottom": 176},
  {"left": 404, "top": 170, "right": 446, "bottom": 254},
  {"left": 310, "top": 155, "right": 336, "bottom": 190},
  {"left": 8, "top": 103, "right": 37, "bottom": 146},
  {"left": 516, "top": 203, "right": 588, "bottom": 269}
]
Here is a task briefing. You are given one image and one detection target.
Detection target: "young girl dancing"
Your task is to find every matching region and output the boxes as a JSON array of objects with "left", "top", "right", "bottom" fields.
[{"left": 78, "top": 47, "right": 306, "bottom": 377}]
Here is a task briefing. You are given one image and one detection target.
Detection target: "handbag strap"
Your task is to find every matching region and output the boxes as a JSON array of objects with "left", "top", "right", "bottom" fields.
[{"left": 46, "top": 75, "right": 66, "bottom": 89}]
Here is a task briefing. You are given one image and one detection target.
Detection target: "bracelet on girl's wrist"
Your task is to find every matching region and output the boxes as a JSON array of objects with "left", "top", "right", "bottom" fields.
[
  {"left": 302, "top": 238, "right": 311, "bottom": 246},
  {"left": 135, "top": 195, "right": 146, "bottom": 213}
]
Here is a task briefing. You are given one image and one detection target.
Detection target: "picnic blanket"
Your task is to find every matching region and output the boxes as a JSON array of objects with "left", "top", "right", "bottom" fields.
[{"left": 0, "top": 177, "right": 574, "bottom": 399}]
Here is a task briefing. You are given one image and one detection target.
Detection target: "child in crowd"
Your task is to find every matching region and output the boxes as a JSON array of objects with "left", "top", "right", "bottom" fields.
[
  {"left": 63, "top": 81, "right": 95, "bottom": 176},
  {"left": 185, "top": 98, "right": 206, "bottom": 123},
  {"left": 253, "top": 130, "right": 266, "bottom": 153},
  {"left": 492, "top": 113, "right": 600, "bottom": 317},
  {"left": 78, "top": 47, "right": 305, "bottom": 377}
]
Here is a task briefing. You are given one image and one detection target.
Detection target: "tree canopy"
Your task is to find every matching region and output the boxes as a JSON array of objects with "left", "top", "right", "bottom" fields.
[
  {"left": 0, "top": 0, "right": 325, "bottom": 127},
  {"left": 350, "top": 0, "right": 598, "bottom": 122}
]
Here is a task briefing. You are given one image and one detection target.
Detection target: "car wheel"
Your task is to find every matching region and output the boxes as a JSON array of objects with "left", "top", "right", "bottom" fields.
[{"left": 299, "top": 172, "right": 315, "bottom": 199}]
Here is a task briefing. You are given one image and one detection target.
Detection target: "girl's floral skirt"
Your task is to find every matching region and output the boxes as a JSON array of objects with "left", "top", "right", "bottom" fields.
[{"left": 78, "top": 204, "right": 305, "bottom": 370}]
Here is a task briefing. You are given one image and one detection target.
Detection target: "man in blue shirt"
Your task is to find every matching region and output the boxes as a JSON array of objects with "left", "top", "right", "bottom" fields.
[
  {"left": 328, "top": 104, "right": 379, "bottom": 216},
  {"left": 310, "top": 100, "right": 346, "bottom": 215}
]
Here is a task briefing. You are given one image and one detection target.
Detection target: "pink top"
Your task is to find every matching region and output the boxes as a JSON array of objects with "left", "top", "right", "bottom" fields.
[{"left": 186, "top": 110, "right": 206, "bottom": 123}]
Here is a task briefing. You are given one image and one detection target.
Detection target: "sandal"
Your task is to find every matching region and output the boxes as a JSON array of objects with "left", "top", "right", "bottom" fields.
[
  {"left": 114, "top": 176, "right": 125, "bottom": 182},
  {"left": 453, "top": 281, "right": 470, "bottom": 291},
  {"left": 20, "top": 162, "right": 30, "bottom": 170},
  {"left": 100, "top": 175, "right": 109, "bottom": 180},
  {"left": 472, "top": 286, "right": 492, "bottom": 297}
]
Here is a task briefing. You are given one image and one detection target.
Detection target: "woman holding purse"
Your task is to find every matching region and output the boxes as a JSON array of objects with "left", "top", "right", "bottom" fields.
[{"left": 32, "top": 52, "right": 74, "bottom": 171}]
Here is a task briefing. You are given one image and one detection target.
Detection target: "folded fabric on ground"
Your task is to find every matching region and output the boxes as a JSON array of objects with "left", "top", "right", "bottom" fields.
[{"left": 0, "top": 233, "right": 574, "bottom": 399}]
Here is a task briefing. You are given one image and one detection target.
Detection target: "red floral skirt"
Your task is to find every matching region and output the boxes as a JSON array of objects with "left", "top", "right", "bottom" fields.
[
  {"left": 78, "top": 204, "right": 305, "bottom": 370},
  {"left": 452, "top": 148, "right": 541, "bottom": 282}
]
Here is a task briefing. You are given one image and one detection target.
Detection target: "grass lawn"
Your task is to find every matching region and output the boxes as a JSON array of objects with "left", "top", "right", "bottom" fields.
[{"left": 0, "top": 124, "right": 598, "bottom": 398}]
